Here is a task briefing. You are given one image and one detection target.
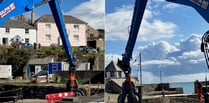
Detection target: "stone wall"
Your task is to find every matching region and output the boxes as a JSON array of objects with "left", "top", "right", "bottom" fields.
[
  {"left": 0, "top": 84, "right": 66, "bottom": 99},
  {"left": 143, "top": 96, "right": 199, "bottom": 103},
  {"left": 105, "top": 93, "right": 200, "bottom": 103},
  {"left": 54, "top": 71, "right": 104, "bottom": 84},
  {"left": 142, "top": 83, "right": 183, "bottom": 95}
]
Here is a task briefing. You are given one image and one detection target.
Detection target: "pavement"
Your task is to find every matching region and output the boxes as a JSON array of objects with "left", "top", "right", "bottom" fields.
[{"left": 16, "top": 99, "right": 46, "bottom": 103}]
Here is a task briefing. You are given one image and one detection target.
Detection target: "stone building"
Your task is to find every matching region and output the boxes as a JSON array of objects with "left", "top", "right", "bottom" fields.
[{"left": 86, "top": 25, "right": 104, "bottom": 50}]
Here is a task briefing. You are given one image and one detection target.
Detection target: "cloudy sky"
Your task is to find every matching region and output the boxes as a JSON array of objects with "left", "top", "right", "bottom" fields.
[
  {"left": 105, "top": 0, "right": 209, "bottom": 84},
  {"left": 21, "top": 0, "right": 209, "bottom": 84}
]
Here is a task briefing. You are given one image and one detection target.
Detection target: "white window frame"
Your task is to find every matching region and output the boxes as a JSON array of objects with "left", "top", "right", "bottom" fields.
[
  {"left": 45, "top": 24, "right": 51, "bottom": 30},
  {"left": 45, "top": 34, "right": 51, "bottom": 41},
  {"left": 74, "top": 25, "right": 79, "bottom": 31},
  {"left": 73, "top": 34, "right": 79, "bottom": 42},
  {"left": 25, "top": 28, "right": 29, "bottom": 34}
]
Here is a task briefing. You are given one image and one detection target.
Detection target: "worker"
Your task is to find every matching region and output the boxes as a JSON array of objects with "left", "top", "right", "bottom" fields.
[{"left": 196, "top": 80, "right": 203, "bottom": 103}]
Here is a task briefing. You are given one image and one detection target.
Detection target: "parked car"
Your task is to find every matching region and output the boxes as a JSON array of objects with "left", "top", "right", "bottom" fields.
[
  {"left": 78, "top": 46, "right": 88, "bottom": 53},
  {"left": 87, "top": 47, "right": 98, "bottom": 53},
  {"left": 78, "top": 46, "right": 98, "bottom": 53},
  {"left": 21, "top": 43, "right": 33, "bottom": 48}
]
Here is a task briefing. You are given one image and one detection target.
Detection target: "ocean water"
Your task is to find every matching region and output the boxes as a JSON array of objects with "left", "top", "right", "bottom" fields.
[{"left": 170, "top": 82, "right": 194, "bottom": 94}]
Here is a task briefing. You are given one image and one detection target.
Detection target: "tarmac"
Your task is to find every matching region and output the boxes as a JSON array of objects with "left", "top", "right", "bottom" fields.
[
  {"left": 16, "top": 99, "right": 46, "bottom": 103},
  {"left": 15, "top": 96, "right": 104, "bottom": 103}
]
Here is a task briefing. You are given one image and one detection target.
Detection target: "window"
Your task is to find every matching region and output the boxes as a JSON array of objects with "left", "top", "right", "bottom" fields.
[
  {"left": 5, "top": 28, "right": 9, "bottom": 33},
  {"left": 2, "top": 38, "right": 8, "bottom": 45},
  {"left": 25, "top": 28, "right": 29, "bottom": 34},
  {"left": 110, "top": 72, "right": 115, "bottom": 77},
  {"left": 45, "top": 34, "right": 51, "bottom": 41},
  {"left": 25, "top": 38, "right": 29, "bottom": 43},
  {"left": 74, "top": 25, "right": 79, "bottom": 31},
  {"left": 73, "top": 35, "right": 79, "bottom": 42},
  {"left": 89, "top": 34, "right": 94, "bottom": 37},
  {"left": 45, "top": 24, "right": 51, "bottom": 29},
  {"left": 118, "top": 72, "right": 122, "bottom": 78}
]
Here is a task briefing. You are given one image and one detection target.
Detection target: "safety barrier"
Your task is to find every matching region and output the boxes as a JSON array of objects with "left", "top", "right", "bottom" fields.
[{"left": 45, "top": 92, "right": 74, "bottom": 103}]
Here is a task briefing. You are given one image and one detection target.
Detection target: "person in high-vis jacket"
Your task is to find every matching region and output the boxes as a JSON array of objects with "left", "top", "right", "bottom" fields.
[{"left": 196, "top": 80, "right": 203, "bottom": 103}]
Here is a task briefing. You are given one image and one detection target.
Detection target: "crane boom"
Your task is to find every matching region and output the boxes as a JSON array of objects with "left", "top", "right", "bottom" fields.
[
  {"left": 48, "top": 0, "right": 75, "bottom": 67},
  {"left": 117, "top": 0, "right": 148, "bottom": 73},
  {"left": 117, "top": 0, "right": 148, "bottom": 103},
  {"left": 0, "top": 0, "right": 47, "bottom": 25},
  {"left": 166, "top": 0, "right": 209, "bottom": 23}
]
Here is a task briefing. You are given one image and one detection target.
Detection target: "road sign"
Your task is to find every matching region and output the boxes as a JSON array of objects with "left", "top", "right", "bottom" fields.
[{"left": 48, "top": 62, "right": 62, "bottom": 74}]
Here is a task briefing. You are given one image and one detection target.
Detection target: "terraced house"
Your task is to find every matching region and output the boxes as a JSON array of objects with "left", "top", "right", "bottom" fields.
[
  {"left": 34, "top": 15, "right": 88, "bottom": 47},
  {"left": 0, "top": 19, "right": 36, "bottom": 46}
]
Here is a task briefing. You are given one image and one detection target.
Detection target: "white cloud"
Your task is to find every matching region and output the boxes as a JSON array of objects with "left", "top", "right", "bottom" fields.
[
  {"left": 142, "top": 59, "right": 179, "bottom": 66},
  {"left": 105, "top": 54, "right": 122, "bottom": 67},
  {"left": 139, "top": 34, "right": 205, "bottom": 76},
  {"left": 138, "top": 41, "right": 178, "bottom": 60},
  {"left": 105, "top": 3, "right": 177, "bottom": 41},
  {"left": 65, "top": 0, "right": 105, "bottom": 29},
  {"left": 163, "top": 3, "right": 181, "bottom": 9},
  {"left": 178, "top": 34, "right": 202, "bottom": 52},
  {"left": 106, "top": 34, "right": 206, "bottom": 80}
]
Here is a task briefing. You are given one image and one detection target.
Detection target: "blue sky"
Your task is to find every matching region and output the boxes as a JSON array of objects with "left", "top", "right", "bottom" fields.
[{"left": 105, "top": 0, "right": 209, "bottom": 83}]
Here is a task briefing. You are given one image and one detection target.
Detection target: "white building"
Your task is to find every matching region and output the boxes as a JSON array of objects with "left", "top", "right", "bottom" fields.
[
  {"left": 105, "top": 61, "right": 123, "bottom": 78},
  {"left": 0, "top": 19, "right": 36, "bottom": 46}
]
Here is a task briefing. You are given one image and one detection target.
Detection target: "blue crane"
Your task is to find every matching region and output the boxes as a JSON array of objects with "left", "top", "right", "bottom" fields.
[
  {"left": 0, "top": 0, "right": 83, "bottom": 97},
  {"left": 117, "top": 0, "right": 209, "bottom": 103}
]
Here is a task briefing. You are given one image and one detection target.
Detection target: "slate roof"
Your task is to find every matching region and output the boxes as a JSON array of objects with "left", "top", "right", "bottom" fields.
[
  {"left": 105, "top": 61, "right": 122, "bottom": 72},
  {"left": 2, "top": 19, "right": 35, "bottom": 29},
  {"left": 35, "top": 14, "right": 87, "bottom": 24}
]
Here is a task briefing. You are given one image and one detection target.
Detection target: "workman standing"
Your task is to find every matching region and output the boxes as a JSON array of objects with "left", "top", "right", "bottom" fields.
[{"left": 196, "top": 80, "right": 203, "bottom": 103}]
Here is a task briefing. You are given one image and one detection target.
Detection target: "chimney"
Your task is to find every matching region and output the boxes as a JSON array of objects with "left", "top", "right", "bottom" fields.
[{"left": 31, "top": 10, "right": 35, "bottom": 24}]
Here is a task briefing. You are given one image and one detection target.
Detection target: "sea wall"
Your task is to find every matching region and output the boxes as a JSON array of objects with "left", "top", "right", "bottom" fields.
[
  {"left": 54, "top": 71, "right": 104, "bottom": 84},
  {"left": 106, "top": 93, "right": 200, "bottom": 103},
  {"left": 0, "top": 84, "right": 66, "bottom": 99},
  {"left": 143, "top": 96, "right": 199, "bottom": 103}
]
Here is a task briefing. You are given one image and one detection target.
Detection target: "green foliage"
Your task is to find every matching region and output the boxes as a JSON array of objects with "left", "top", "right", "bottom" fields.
[
  {"left": 0, "top": 47, "right": 32, "bottom": 76},
  {"left": 0, "top": 45, "right": 104, "bottom": 77}
]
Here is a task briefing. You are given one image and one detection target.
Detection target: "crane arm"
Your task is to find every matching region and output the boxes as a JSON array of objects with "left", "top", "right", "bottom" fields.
[
  {"left": 48, "top": 0, "right": 75, "bottom": 67},
  {"left": 166, "top": 0, "right": 209, "bottom": 23},
  {"left": 117, "top": 0, "right": 148, "bottom": 73},
  {"left": 0, "top": 0, "right": 48, "bottom": 25}
]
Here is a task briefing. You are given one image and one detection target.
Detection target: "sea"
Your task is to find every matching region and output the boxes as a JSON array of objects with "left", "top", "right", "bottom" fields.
[{"left": 170, "top": 82, "right": 194, "bottom": 94}]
